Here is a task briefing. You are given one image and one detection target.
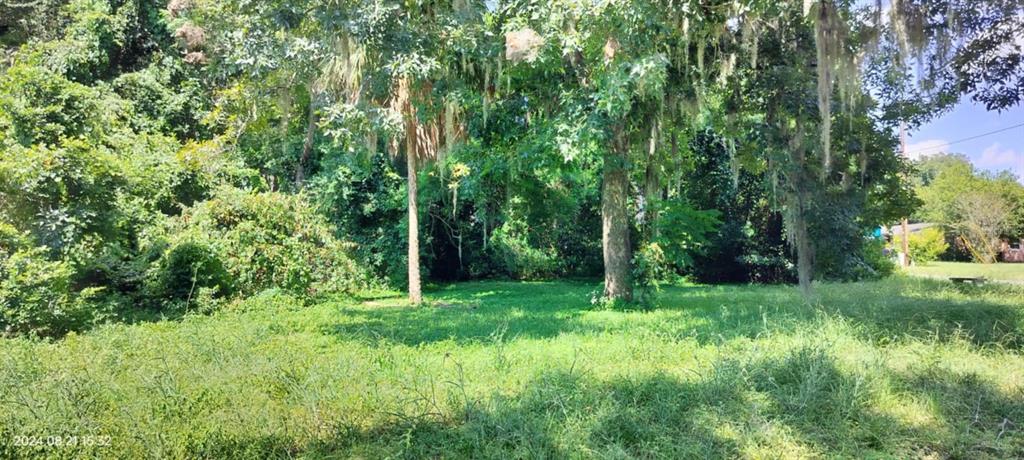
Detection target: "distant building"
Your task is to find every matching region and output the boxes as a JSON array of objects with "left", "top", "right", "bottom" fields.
[
  {"left": 878, "top": 223, "right": 938, "bottom": 267},
  {"left": 880, "top": 223, "right": 1023, "bottom": 263},
  {"left": 885, "top": 222, "right": 937, "bottom": 238},
  {"left": 1001, "top": 238, "right": 1024, "bottom": 263}
]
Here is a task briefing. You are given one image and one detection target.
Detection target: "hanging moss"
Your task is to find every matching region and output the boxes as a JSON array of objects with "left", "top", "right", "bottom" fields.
[
  {"left": 496, "top": 58, "right": 503, "bottom": 96},
  {"left": 809, "top": 1, "right": 866, "bottom": 180},
  {"left": 813, "top": 1, "right": 836, "bottom": 178},
  {"left": 504, "top": 28, "right": 543, "bottom": 63},
  {"left": 696, "top": 42, "right": 705, "bottom": 76},
  {"left": 482, "top": 62, "right": 490, "bottom": 126},
  {"left": 319, "top": 34, "right": 364, "bottom": 100},
  {"left": 718, "top": 52, "right": 736, "bottom": 84},
  {"left": 741, "top": 18, "right": 759, "bottom": 70},
  {"left": 783, "top": 117, "right": 814, "bottom": 295}
]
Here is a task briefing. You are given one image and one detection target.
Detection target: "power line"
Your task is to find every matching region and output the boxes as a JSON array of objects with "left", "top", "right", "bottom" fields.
[{"left": 906, "top": 121, "right": 1024, "bottom": 156}]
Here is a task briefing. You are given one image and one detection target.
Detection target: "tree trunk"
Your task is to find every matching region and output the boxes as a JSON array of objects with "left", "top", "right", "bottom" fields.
[
  {"left": 643, "top": 118, "right": 660, "bottom": 236},
  {"left": 794, "top": 192, "right": 814, "bottom": 296},
  {"left": 407, "top": 148, "right": 423, "bottom": 305},
  {"left": 602, "top": 126, "right": 632, "bottom": 301},
  {"left": 280, "top": 88, "right": 292, "bottom": 185},
  {"left": 783, "top": 115, "right": 814, "bottom": 298},
  {"left": 295, "top": 101, "right": 318, "bottom": 188},
  {"left": 900, "top": 218, "right": 910, "bottom": 267}
]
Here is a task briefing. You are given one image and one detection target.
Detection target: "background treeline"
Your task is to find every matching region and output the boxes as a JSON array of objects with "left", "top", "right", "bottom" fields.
[
  {"left": 1, "top": 0, "right": 1020, "bottom": 336},
  {"left": 908, "top": 153, "right": 1024, "bottom": 264}
]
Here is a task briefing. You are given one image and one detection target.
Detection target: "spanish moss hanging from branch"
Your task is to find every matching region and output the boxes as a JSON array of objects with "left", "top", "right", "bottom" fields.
[{"left": 813, "top": 0, "right": 837, "bottom": 179}]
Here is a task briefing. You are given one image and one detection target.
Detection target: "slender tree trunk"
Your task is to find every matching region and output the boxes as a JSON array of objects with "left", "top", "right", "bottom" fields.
[
  {"left": 783, "top": 115, "right": 814, "bottom": 297},
  {"left": 603, "top": 126, "right": 632, "bottom": 301},
  {"left": 295, "top": 100, "right": 318, "bottom": 188},
  {"left": 407, "top": 148, "right": 423, "bottom": 305},
  {"left": 643, "top": 118, "right": 660, "bottom": 236},
  {"left": 280, "top": 98, "right": 291, "bottom": 181},
  {"left": 794, "top": 196, "right": 814, "bottom": 297}
]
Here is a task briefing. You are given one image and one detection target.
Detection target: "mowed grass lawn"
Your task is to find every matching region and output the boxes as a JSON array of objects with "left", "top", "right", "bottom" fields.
[
  {"left": 3, "top": 278, "right": 1024, "bottom": 459},
  {"left": 906, "top": 261, "right": 1024, "bottom": 283}
]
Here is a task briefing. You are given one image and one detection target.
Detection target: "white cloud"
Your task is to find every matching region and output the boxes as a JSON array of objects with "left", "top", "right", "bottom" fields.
[
  {"left": 975, "top": 143, "right": 1024, "bottom": 182},
  {"left": 904, "top": 139, "right": 950, "bottom": 160}
]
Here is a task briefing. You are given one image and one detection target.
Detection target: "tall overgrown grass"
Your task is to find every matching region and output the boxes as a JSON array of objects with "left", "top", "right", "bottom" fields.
[{"left": 2, "top": 277, "right": 1023, "bottom": 458}]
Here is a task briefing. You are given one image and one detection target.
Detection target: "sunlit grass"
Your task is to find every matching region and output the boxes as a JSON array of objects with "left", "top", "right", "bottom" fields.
[
  {"left": 906, "top": 261, "right": 1024, "bottom": 282},
  {"left": 2, "top": 278, "right": 1024, "bottom": 458}
]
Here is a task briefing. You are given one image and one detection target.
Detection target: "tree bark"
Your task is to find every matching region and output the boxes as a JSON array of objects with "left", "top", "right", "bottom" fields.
[
  {"left": 783, "top": 115, "right": 814, "bottom": 298},
  {"left": 794, "top": 190, "right": 814, "bottom": 297},
  {"left": 295, "top": 100, "right": 318, "bottom": 188},
  {"left": 407, "top": 147, "right": 423, "bottom": 305},
  {"left": 602, "top": 126, "right": 632, "bottom": 301},
  {"left": 643, "top": 118, "right": 660, "bottom": 236},
  {"left": 279, "top": 88, "right": 293, "bottom": 186}
]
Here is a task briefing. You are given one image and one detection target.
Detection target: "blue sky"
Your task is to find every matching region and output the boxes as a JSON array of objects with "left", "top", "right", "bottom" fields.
[{"left": 906, "top": 101, "right": 1024, "bottom": 183}]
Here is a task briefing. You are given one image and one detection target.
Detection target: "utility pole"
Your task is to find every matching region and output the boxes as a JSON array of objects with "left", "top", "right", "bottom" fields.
[{"left": 900, "top": 122, "right": 910, "bottom": 268}]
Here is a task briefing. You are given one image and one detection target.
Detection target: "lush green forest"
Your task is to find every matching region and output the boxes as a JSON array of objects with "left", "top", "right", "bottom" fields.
[{"left": 2, "top": 0, "right": 1024, "bottom": 457}]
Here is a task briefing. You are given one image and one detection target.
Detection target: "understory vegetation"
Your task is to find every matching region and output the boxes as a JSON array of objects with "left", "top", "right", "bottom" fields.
[{"left": 2, "top": 278, "right": 1023, "bottom": 458}]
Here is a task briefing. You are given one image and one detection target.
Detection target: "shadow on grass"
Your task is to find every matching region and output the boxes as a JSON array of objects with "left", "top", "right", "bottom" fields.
[
  {"left": 324, "top": 278, "right": 1024, "bottom": 349},
  {"left": 323, "top": 280, "right": 599, "bottom": 345},
  {"left": 183, "top": 346, "right": 1022, "bottom": 458},
  {"left": 889, "top": 366, "right": 1024, "bottom": 458},
  {"left": 815, "top": 278, "right": 1024, "bottom": 348}
]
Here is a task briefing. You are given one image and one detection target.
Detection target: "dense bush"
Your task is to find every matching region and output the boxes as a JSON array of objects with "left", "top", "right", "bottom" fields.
[
  {"left": 0, "top": 224, "right": 109, "bottom": 337},
  {"left": 488, "top": 214, "right": 560, "bottom": 280},
  {"left": 684, "top": 131, "right": 794, "bottom": 284},
  {"left": 862, "top": 238, "right": 896, "bottom": 279},
  {"left": 144, "top": 241, "right": 233, "bottom": 308},
  {"left": 311, "top": 155, "right": 409, "bottom": 286},
  {"left": 0, "top": 139, "right": 126, "bottom": 254},
  {"left": 908, "top": 227, "right": 949, "bottom": 265},
  {"left": 810, "top": 188, "right": 899, "bottom": 282},
  {"left": 149, "top": 188, "right": 366, "bottom": 307},
  {"left": 0, "top": 51, "right": 256, "bottom": 331}
]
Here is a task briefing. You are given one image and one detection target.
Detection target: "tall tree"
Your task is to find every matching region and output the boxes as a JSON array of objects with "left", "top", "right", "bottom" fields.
[
  {"left": 501, "top": 0, "right": 751, "bottom": 301},
  {"left": 188, "top": 0, "right": 479, "bottom": 303},
  {"left": 377, "top": 1, "right": 478, "bottom": 304}
]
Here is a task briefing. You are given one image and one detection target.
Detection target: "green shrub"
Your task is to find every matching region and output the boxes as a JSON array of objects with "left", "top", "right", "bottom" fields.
[
  {"left": 489, "top": 215, "right": 559, "bottom": 280},
  {"left": 908, "top": 227, "right": 949, "bottom": 265},
  {"left": 739, "top": 250, "right": 796, "bottom": 283},
  {"left": 310, "top": 155, "right": 409, "bottom": 286},
  {"left": 0, "top": 60, "right": 249, "bottom": 291},
  {"left": 0, "top": 222, "right": 25, "bottom": 251},
  {"left": 862, "top": 238, "right": 895, "bottom": 279},
  {"left": 230, "top": 289, "right": 306, "bottom": 313},
  {"left": 632, "top": 202, "right": 719, "bottom": 303},
  {"left": 144, "top": 241, "right": 233, "bottom": 309},
  {"left": 0, "top": 63, "right": 105, "bottom": 145},
  {"left": 150, "top": 188, "right": 366, "bottom": 306},
  {"left": 0, "top": 224, "right": 108, "bottom": 337},
  {"left": 0, "top": 140, "right": 126, "bottom": 254},
  {"left": 632, "top": 242, "right": 669, "bottom": 306}
]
